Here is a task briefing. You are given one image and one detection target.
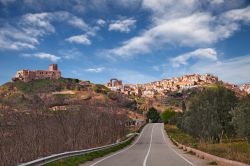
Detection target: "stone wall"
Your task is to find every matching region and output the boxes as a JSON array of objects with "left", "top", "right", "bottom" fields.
[{"left": 13, "top": 64, "right": 61, "bottom": 82}]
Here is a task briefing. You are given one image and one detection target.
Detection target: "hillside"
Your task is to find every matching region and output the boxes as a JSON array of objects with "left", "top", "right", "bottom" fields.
[
  {"left": 0, "top": 78, "right": 140, "bottom": 113},
  {"left": 0, "top": 78, "right": 144, "bottom": 166}
]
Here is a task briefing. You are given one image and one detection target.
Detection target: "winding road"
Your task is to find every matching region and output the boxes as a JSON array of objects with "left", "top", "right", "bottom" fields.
[{"left": 81, "top": 123, "right": 208, "bottom": 166}]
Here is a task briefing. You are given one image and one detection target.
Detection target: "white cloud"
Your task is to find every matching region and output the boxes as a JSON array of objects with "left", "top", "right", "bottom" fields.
[
  {"left": 102, "top": 1, "right": 250, "bottom": 59},
  {"left": 68, "top": 16, "right": 89, "bottom": 31},
  {"left": 171, "top": 48, "right": 218, "bottom": 67},
  {"left": 21, "top": 12, "right": 56, "bottom": 33},
  {"left": 65, "top": 34, "right": 91, "bottom": 45},
  {"left": 190, "top": 54, "right": 250, "bottom": 84},
  {"left": 85, "top": 67, "right": 105, "bottom": 73},
  {"left": 142, "top": 0, "right": 199, "bottom": 18},
  {"left": 59, "top": 48, "right": 82, "bottom": 60},
  {"left": 108, "top": 18, "right": 136, "bottom": 33},
  {"left": 21, "top": 11, "right": 90, "bottom": 32},
  {"left": 0, "top": 11, "right": 91, "bottom": 50},
  {"left": 221, "top": 6, "right": 250, "bottom": 22},
  {"left": 0, "top": 25, "right": 38, "bottom": 50},
  {"left": 65, "top": 24, "right": 99, "bottom": 46},
  {"left": 210, "top": 0, "right": 224, "bottom": 5},
  {"left": 22, "top": 53, "right": 61, "bottom": 62},
  {"left": 97, "top": 19, "right": 106, "bottom": 26},
  {"left": 162, "top": 54, "right": 250, "bottom": 84}
]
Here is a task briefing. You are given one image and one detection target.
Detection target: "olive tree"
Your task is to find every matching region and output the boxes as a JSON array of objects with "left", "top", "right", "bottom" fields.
[{"left": 232, "top": 95, "right": 250, "bottom": 143}]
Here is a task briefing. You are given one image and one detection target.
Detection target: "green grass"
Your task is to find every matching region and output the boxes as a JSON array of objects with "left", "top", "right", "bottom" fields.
[
  {"left": 165, "top": 125, "right": 250, "bottom": 164},
  {"left": 12, "top": 78, "right": 82, "bottom": 94},
  {"left": 45, "top": 137, "right": 135, "bottom": 166},
  {"left": 165, "top": 125, "right": 197, "bottom": 148},
  {"left": 93, "top": 84, "right": 111, "bottom": 94}
]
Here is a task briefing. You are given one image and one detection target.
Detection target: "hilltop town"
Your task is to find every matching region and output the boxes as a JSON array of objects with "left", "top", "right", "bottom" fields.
[{"left": 106, "top": 74, "right": 250, "bottom": 97}]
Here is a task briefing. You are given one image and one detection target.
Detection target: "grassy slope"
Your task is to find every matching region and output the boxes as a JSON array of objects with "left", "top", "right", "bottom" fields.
[
  {"left": 165, "top": 125, "right": 250, "bottom": 164},
  {"left": 0, "top": 78, "right": 114, "bottom": 109}
]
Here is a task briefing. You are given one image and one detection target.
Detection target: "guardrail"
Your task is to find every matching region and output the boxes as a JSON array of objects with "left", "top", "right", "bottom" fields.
[{"left": 18, "top": 133, "right": 137, "bottom": 166}]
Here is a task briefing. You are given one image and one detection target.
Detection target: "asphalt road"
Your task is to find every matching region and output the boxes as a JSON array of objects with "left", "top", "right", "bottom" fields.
[{"left": 81, "top": 123, "right": 208, "bottom": 166}]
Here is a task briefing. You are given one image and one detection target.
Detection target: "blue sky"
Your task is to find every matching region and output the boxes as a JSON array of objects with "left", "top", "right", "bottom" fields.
[{"left": 0, "top": 0, "right": 250, "bottom": 85}]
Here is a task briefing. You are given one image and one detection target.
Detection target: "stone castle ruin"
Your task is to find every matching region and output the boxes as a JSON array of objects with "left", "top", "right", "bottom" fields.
[
  {"left": 13, "top": 64, "right": 61, "bottom": 82},
  {"left": 107, "top": 78, "right": 123, "bottom": 91}
]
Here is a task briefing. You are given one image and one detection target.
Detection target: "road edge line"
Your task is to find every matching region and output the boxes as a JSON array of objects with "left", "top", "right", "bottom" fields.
[
  {"left": 89, "top": 124, "right": 148, "bottom": 166},
  {"left": 143, "top": 124, "right": 155, "bottom": 166},
  {"left": 161, "top": 125, "right": 196, "bottom": 166}
]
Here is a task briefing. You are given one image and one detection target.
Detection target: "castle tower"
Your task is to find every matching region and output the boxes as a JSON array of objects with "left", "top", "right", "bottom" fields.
[{"left": 49, "top": 64, "right": 58, "bottom": 71}]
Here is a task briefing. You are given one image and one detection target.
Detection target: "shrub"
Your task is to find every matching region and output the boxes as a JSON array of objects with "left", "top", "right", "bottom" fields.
[
  {"left": 93, "top": 84, "right": 110, "bottom": 94},
  {"left": 161, "top": 108, "right": 176, "bottom": 124},
  {"left": 107, "top": 92, "right": 118, "bottom": 100}
]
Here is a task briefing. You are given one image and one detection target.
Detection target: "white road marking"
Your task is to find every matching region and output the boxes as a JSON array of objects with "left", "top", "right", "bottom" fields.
[
  {"left": 143, "top": 124, "right": 155, "bottom": 166},
  {"left": 161, "top": 124, "right": 196, "bottom": 166},
  {"left": 89, "top": 124, "right": 148, "bottom": 166}
]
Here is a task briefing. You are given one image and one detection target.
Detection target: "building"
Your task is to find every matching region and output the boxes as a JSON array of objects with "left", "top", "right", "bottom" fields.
[
  {"left": 13, "top": 64, "right": 61, "bottom": 82},
  {"left": 107, "top": 78, "right": 123, "bottom": 91},
  {"left": 106, "top": 74, "right": 220, "bottom": 97},
  {"left": 239, "top": 84, "right": 250, "bottom": 94}
]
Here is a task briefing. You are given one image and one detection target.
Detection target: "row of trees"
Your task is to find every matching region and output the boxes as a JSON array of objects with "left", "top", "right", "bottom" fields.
[
  {"left": 163, "top": 85, "right": 250, "bottom": 143},
  {"left": 0, "top": 106, "right": 127, "bottom": 166}
]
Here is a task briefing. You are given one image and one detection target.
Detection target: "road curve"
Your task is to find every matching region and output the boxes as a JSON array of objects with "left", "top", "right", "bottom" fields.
[{"left": 81, "top": 123, "right": 206, "bottom": 166}]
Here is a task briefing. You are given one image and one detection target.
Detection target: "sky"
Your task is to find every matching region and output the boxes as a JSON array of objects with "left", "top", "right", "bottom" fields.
[{"left": 0, "top": 0, "right": 250, "bottom": 85}]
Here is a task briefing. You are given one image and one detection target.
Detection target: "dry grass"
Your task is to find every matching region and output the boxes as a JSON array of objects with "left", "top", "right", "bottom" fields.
[
  {"left": 198, "top": 141, "right": 250, "bottom": 164},
  {"left": 165, "top": 125, "right": 250, "bottom": 164}
]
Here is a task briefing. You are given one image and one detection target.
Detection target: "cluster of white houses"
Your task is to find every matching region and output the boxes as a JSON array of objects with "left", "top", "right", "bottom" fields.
[
  {"left": 106, "top": 74, "right": 218, "bottom": 97},
  {"left": 106, "top": 74, "right": 250, "bottom": 97}
]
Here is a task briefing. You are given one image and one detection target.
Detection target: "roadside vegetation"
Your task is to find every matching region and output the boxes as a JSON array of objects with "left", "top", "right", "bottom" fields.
[
  {"left": 162, "top": 84, "right": 250, "bottom": 164},
  {"left": 45, "top": 136, "right": 135, "bottom": 166},
  {"left": 165, "top": 125, "right": 250, "bottom": 164}
]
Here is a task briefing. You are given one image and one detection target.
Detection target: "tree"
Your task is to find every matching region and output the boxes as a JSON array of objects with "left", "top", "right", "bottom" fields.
[
  {"left": 179, "top": 85, "right": 237, "bottom": 142},
  {"left": 161, "top": 108, "right": 176, "bottom": 124},
  {"left": 146, "top": 107, "right": 160, "bottom": 123},
  {"left": 182, "top": 101, "right": 186, "bottom": 111},
  {"left": 232, "top": 95, "right": 250, "bottom": 143}
]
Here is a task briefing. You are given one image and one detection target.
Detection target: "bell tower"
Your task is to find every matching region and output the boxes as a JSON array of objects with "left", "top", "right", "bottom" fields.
[{"left": 49, "top": 64, "right": 58, "bottom": 71}]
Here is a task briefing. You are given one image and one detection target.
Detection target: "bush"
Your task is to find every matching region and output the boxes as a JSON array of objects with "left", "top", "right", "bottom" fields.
[
  {"left": 93, "top": 84, "right": 110, "bottom": 94},
  {"left": 161, "top": 108, "right": 176, "bottom": 124},
  {"left": 107, "top": 92, "right": 118, "bottom": 100}
]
